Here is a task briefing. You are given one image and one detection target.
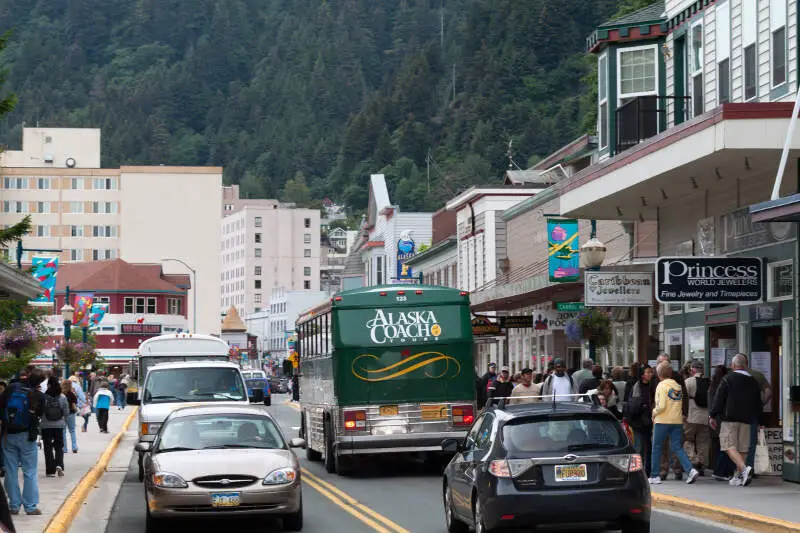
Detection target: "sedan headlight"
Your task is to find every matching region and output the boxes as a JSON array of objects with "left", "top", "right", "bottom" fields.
[
  {"left": 153, "top": 472, "right": 188, "bottom": 488},
  {"left": 263, "top": 467, "right": 298, "bottom": 485}
]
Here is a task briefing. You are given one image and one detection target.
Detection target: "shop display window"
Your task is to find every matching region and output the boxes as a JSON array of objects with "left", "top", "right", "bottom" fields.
[{"left": 684, "top": 327, "right": 706, "bottom": 364}]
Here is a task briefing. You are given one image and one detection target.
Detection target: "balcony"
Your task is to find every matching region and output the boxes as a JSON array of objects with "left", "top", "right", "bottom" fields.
[{"left": 615, "top": 95, "right": 691, "bottom": 154}]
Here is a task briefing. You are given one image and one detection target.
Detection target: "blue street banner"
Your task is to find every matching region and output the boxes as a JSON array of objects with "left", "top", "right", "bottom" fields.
[
  {"left": 29, "top": 256, "right": 59, "bottom": 304},
  {"left": 73, "top": 293, "right": 94, "bottom": 327},
  {"left": 89, "top": 303, "right": 108, "bottom": 329},
  {"left": 547, "top": 219, "right": 580, "bottom": 282}
]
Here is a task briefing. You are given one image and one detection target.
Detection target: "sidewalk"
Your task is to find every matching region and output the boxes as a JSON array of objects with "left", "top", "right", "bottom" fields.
[
  {"left": 652, "top": 474, "right": 800, "bottom": 531},
  {"left": 10, "top": 408, "right": 133, "bottom": 533}
]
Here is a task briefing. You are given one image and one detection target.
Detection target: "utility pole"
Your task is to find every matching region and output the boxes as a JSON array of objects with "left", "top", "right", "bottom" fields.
[{"left": 426, "top": 149, "right": 431, "bottom": 193}]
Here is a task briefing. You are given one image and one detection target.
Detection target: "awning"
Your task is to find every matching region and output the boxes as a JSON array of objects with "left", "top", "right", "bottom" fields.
[
  {"left": 470, "top": 274, "right": 583, "bottom": 313},
  {"left": 750, "top": 194, "right": 800, "bottom": 223},
  {"left": 0, "top": 264, "right": 42, "bottom": 301}
]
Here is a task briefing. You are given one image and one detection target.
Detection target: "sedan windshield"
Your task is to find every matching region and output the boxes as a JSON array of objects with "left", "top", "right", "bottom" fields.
[
  {"left": 502, "top": 414, "right": 626, "bottom": 454},
  {"left": 156, "top": 414, "right": 285, "bottom": 451},
  {"left": 143, "top": 367, "right": 246, "bottom": 404}
]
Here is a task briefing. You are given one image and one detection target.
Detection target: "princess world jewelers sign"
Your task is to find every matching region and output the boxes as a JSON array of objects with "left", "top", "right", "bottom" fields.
[
  {"left": 655, "top": 257, "right": 763, "bottom": 303},
  {"left": 585, "top": 272, "right": 653, "bottom": 307}
]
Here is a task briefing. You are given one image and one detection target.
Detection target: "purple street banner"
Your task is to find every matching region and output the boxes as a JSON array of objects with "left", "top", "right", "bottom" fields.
[
  {"left": 88, "top": 303, "right": 108, "bottom": 329},
  {"left": 547, "top": 219, "right": 580, "bottom": 282},
  {"left": 29, "top": 256, "right": 59, "bottom": 305},
  {"left": 73, "top": 293, "right": 94, "bottom": 327}
]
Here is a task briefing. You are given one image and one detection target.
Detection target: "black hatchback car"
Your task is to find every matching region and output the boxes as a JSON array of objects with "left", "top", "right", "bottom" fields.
[{"left": 441, "top": 401, "right": 650, "bottom": 533}]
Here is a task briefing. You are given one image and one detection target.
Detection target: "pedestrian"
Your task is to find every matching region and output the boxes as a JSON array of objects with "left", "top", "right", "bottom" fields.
[
  {"left": 611, "top": 367, "right": 628, "bottom": 409},
  {"left": 488, "top": 367, "right": 513, "bottom": 405},
  {"left": 655, "top": 354, "right": 686, "bottom": 480},
  {"left": 509, "top": 368, "right": 540, "bottom": 405},
  {"left": 578, "top": 365, "right": 604, "bottom": 394},
  {"left": 117, "top": 376, "right": 129, "bottom": 409},
  {"left": 571, "top": 359, "right": 594, "bottom": 392},
  {"left": 625, "top": 362, "right": 641, "bottom": 402},
  {"left": 41, "top": 376, "right": 69, "bottom": 478},
  {"left": 61, "top": 380, "right": 78, "bottom": 454},
  {"left": 1, "top": 365, "right": 45, "bottom": 515},
  {"left": 588, "top": 380, "right": 622, "bottom": 419},
  {"left": 709, "top": 354, "right": 761, "bottom": 487},
  {"left": 708, "top": 365, "right": 735, "bottom": 481},
  {"left": 683, "top": 360, "right": 710, "bottom": 474},
  {"left": 540, "top": 359, "right": 577, "bottom": 401},
  {"left": 648, "top": 362, "right": 699, "bottom": 485},
  {"left": 38, "top": 370, "right": 51, "bottom": 394},
  {"left": 626, "top": 365, "right": 656, "bottom": 474},
  {"left": 93, "top": 383, "right": 114, "bottom": 433},
  {"left": 476, "top": 363, "right": 497, "bottom": 410}
]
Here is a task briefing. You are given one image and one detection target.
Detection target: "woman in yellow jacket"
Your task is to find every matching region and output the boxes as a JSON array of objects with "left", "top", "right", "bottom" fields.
[{"left": 649, "top": 362, "right": 700, "bottom": 485}]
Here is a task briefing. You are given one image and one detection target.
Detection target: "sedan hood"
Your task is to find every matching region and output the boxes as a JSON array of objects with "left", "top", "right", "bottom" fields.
[
  {"left": 153, "top": 449, "right": 297, "bottom": 480},
  {"left": 140, "top": 400, "right": 248, "bottom": 422}
]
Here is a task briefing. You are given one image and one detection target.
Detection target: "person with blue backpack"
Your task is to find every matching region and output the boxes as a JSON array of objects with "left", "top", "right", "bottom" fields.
[{"left": 0, "top": 365, "right": 45, "bottom": 516}]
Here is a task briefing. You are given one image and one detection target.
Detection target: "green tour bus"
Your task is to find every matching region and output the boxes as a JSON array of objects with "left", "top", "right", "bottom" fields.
[{"left": 297, "top": 284, "right": 475, "bottom": 475}]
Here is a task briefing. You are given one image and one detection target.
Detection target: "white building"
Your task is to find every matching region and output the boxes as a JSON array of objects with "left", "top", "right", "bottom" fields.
[
  {"left": 245, "top": 309, "right": 270, "bottom": 356},
  {"left": 0, "top": 127, "right": 222, "bottom": 334},
  {"left": 220, "top": 204, "right": 321, "bottom": 317},
  {"left": 267, "top": 287, "right": 327, "bottom": 360}
]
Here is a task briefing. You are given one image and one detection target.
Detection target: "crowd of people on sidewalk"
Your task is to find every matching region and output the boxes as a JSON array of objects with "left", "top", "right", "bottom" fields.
[
  {"left": 476, "top": 351, "right": 769, "bottom": 489},
  {"left": 0, "top": 365, "right": 129, "bottom": 524}
]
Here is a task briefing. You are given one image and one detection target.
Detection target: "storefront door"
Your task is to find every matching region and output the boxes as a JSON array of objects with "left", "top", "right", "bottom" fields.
[{"left": 751, "top": 326, "right": 781, "bottom": 428}]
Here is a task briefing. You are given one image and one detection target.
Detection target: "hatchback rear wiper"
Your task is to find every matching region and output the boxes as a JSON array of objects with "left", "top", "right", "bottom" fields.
[
  {"left": 148, "top": 395, "right": 188, "bottom": 402},
  {"left": 566, "top": 443, "right": 616, "bottom": 451}
]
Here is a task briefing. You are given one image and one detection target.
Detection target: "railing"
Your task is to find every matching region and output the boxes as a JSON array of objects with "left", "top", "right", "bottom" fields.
[{"left": 615, "top": 95, "right": 691, "bottom": 154}]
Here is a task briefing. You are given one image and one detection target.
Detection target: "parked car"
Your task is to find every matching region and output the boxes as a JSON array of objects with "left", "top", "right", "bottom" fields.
[
  {"left": 247, "top": 376, "right": 271, "bottom": 406},
  {"left": 441, "top": 401, "right": 650, "bottom": 533},
  {"left": 269, "top": 377, "right": 289, "bottom": 394},
  {"left": 137, "top": 405, "right": 305, "bottom": 532}
]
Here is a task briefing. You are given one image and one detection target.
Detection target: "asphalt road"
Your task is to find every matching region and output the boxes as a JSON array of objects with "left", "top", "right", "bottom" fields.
[{"left": 105, "top": 398, "right": 746, "bottom": 533}]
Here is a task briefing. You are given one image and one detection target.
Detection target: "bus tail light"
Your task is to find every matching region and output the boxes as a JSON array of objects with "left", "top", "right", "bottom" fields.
[
  {"left": 415, "top": 290, "right": 423, "bottom": 295},
  {"left": 334, "top": 296, "right": 342, "bottom": 301},
  {"left": 343, "top": 410, "right": 366, "bottom": 431},
  {"left": 397, "top": 291, "right": 405, "bottom": 295},
  {"left": 379, "top": 292, "right": 387, "bottom": 296},
  {"left": 451, "top": 405, "right": 474, "bottom": 426},
  {"left": 460, "top": 291, "right": 468, "bottom": 296}
]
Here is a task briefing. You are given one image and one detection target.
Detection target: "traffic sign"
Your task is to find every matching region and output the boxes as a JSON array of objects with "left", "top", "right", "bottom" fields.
[{"left": 556, "top": 302, "right": 585, "bottom": 312}]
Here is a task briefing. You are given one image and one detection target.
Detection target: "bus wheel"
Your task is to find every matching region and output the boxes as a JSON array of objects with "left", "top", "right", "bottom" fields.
[
  {"left": 323, "top": 422, "right": 336, "bottom": 474},
  {"left": 138, "top": 454, "right": 145, "bottom": 482}
]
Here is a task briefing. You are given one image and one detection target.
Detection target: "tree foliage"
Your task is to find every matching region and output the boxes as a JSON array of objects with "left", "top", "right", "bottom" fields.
[{"left": 0, "top": 1, "right": 631, "bottom": 212}]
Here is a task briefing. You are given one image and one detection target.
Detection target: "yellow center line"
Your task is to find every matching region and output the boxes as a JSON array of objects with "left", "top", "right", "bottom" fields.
[
  {"left": 303, "top": 477, "right": 395, "bottom": 533},
  {"left": 284, "top": 399, "right": 301, "bottom": 411},
  {"left": 302, "top": 468, "right": 412, "bottom": 533}
]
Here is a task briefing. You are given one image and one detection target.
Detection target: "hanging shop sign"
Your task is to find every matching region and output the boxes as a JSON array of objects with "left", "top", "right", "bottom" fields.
[
  {"left": 584, "top": 272, "right": 653, "bottom": 306},
  {"left": 656, "top": 257, "right": 763, "bottom": 303},
  {"left": 547, "top": 219, "right": 580, "bottom": 282},
  {"left": 555, "top": 302, "right": 584, "bottom": 312},
  {"left": 471, "top": 316, "right": 502, "bottom": 337},
  {"left": 499, "top": 316, "right": 533, "bottom": 329},
  {"left": 531, "top": 310, "right": 578, "bottom": 331}
]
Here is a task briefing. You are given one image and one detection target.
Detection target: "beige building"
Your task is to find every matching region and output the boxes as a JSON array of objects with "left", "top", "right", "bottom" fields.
[
  {"left": 0, "top": 127, "right": 223, "bottom": 334},
  {"left": 221, "top": 203, "right": 321, "bottom": 318}
]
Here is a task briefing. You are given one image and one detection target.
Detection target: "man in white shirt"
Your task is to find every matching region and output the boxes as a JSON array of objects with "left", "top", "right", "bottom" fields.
[
  {"left": 510, "top": 368, "right": 541, "bottom": 404},
  {"left": 541, "top": 358, "right": 576, "bottom": 401}
]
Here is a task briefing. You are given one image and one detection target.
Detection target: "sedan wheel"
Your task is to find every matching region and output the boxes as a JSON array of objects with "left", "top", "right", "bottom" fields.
[
  {"left": 443, "top": 486, "right": 468, "bottom": 533},
  {"left": 282, "top": 498, "right": 303, "bottom": 531}
]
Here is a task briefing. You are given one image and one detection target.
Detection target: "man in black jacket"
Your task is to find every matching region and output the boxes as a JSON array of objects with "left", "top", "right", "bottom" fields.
[
  {"left": 709, "top": 353, "right": 762, "bottom": 487},
  {"left": 488, "top": 367, "right": 513, "bottom": 405},
  {"left": 476, "top": 363, "right": 497, "bottom": 409}
]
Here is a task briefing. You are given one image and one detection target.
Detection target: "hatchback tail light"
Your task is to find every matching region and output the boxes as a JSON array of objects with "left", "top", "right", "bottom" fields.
[
  {"left": 489, "top": 459, "right": 533, "bottom": 478},
  {"left": 343, "top": 410, "right": 366, "bottom": 431},
  {"left": 451, "top": 405, "right": 474, "bottom": 426},
  {"left": 608, "top": 454, "right": 643, "bottom": 472}
]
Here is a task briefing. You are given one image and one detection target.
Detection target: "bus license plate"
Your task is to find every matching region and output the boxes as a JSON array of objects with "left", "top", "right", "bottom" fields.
[
  {"left": 211, "top": 492, "right": 241, "bottom": 507},
  {"left": 420, "top": 404, "right": 447, "bottom": 420},
  {"left": 554, "top": 464, "right": 588, "bottom": 482},
  {"left": 379, "top": 405, "right": 399, "bottom": 416}
]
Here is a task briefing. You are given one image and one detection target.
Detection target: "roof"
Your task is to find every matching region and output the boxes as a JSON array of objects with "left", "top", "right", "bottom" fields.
[
  {"left": 600, "top": 1, "right": 665, "bottom": 27},
  {"left": 403, "top": 236, "right": 457, "bottom": 266},
  {"left": 54, "top": 259, "right": 189, "bottom": 294},
  {"left": 332, "top": 284, "right": 468, "bottom": 309},
  {"left": 221, "top": 305, "right": 247, "bottom": 332},
  {"left": 491, "top": 400, "right": 610, "bottom": 419}
]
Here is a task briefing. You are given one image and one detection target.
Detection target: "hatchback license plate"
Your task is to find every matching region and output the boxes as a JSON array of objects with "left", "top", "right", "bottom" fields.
[
  {"left": 211, "top": 492, "right": 241, "bottom": 507},
  {"left": 554, "top": 464, "right": 588, "bottom": 482},
  {"left": 379, "top": 405, "right": 399, "bottom": 416}
]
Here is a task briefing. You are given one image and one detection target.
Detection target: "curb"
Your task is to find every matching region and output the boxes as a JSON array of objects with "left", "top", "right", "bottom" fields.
[
  {"left": 653, "top": 492, "right": 800, "bottom": 533},
  {"left": 43, "top": 407, "right": 139, "bottom": 533}
]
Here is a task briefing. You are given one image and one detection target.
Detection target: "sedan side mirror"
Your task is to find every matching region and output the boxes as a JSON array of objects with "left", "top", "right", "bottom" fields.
[
  {"left": 441, "top": 438, "right": 462, "bottom": 453},
  {"left": 289, "top": 438, "right": 306, "bottom": 449},
  {"left": 135, "top": 442, "right": 152, "bottom": 453}
]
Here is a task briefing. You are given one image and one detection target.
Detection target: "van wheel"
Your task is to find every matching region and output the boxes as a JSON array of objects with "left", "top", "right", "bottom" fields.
[
  {"left": 323, "top": 421, "right": 336, "bottom": 474},
  {"left": 264, "top": 396, "right": 272, "bottom": 406}
]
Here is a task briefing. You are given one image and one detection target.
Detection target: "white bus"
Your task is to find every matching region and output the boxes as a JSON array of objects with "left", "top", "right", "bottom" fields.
[{"left": 134, "top": 333, "right": 231, "bottom": 402}]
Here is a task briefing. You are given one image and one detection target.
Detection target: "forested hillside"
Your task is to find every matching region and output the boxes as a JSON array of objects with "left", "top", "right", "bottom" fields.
[{"left": 0, "top": 0, "right": 642, "bottom": 212}]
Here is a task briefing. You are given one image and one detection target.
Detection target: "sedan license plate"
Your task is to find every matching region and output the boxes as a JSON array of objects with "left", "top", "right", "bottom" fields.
[
  {"left": 420, "top": 404, "right": 447, "bottom": 420},
  {"left": 554, "top": 464, "right": 588, "bottom": 482},
  {"left": 211, "top": 492, "right": 241, "bottom": 507},
  {"left": 379, "top": 405, "right": 399, "bottom": 416}
]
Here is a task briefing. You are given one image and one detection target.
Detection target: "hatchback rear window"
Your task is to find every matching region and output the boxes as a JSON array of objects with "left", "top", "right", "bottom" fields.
[{"left": 502, "top": 414, "right": 626, "bottom": 454}]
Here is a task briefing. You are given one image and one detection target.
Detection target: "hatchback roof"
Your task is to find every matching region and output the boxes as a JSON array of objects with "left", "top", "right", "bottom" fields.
[{"left": 488, "top": 401, "right": 610, "bottom": 420}]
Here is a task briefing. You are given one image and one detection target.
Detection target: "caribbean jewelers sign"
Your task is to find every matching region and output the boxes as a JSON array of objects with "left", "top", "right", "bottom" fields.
[
  {"left": 655, "top": 257, "right": 763, "bottom": 303},
  {"left": 585, "top": 272, "right": 653, "bottom": 306}
]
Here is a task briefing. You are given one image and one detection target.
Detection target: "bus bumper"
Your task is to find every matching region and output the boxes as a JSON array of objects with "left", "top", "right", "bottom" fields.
[{"left": 335, "top": 431, "right": 467, "bottom": 455}]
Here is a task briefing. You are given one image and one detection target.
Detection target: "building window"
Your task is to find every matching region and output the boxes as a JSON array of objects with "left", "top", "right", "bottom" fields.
[
  {"left": 744, "top": 45, "right": 757, "bottom": 100},
  {"left": 224, "top": 204, "right": 233, "bottom": 212},
  {"left": 376, "top": 256, "right": 384, "bottom": 285},
  {"left": 255, "top": 280, "right": 262, "bottom": 289},
  {"left": 255, "top": 233, "right": 262, "bottom": 243},
  {"left": 717, "top": 1, "right": 730, "bottom": 105},
  {"left": 37, "top": 201, "right": 49, "bottom": 214},
  {"left": 254, "top": 216, "right": 262, "bottom": 227},
  {"left": 718, "top": 59, "right": 730, "bottom": 104},
  {"left": 167, "top": 298, "right": 182, "bottom": 315},
  {"left": 37, "top": 178, "right": 49, "bottom": 189},
  {"left": 684, "top": 327, "right": 706, "bottom": 365},
  {"left": 304, "top": 233, "right": 311, "bottom": 244},
  {"left": 618, "top": 46, "right": 657, "bottom": 101},
  {"left": 71, "top": 225, "right": 83, "bottom": 237},
  {"left": 254, "top": 293, "right": 262, "bottom": 304},
  {"left": 304, "top": 280, "right": 311, "bottom": 290},
  {"left": 255, "top": 248, "right": 262, "bottom": 258},
  {"left": 71, "top": 178, "right": 83, "bottom": 190},
  {"left": 304, "top": 218, "right": 311, "bottom": 228},
  {"left": 688, "top": 21, "right": 704, "bottom": 117},
  {"left": 664, "top": 303, "right": 684, "bottom": 315},
  {"left": 36, "top": 225, "right": 49, "bottom": 237},
  {"left": 302, "top": 249, "right": 310, "bottom": 258},
  {"left": 304, "top": 267, "right": 311, "bottom": 276},
  {"left": 598, "top": 53, "right": 608, "bottom": 150},
  {"left": 768, "top": 260, "right": 793, "bottom": 301},
  {"left": 743, "top": 0, "right": 757, "bottom": 100},
  {"left": 685, "top": 301, "right": 704, "bottom": 313},
  {"left": 772, "top": 27, "right": 787, "bottom": 88},
  {"left": 70, "top": 249, "right": 83, "bottom": 261},
  {"left": 147, "top": 297, "right": 156, "bottom": 314},
  {"left": 255, "top": 266, "right": 262, "bottom": 276},
  {"left": 124, "top": 297, "right": 134, "bottom": 314}
]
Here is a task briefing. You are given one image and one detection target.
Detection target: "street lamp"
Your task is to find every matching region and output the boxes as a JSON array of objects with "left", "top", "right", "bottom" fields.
[
  {"left": 581, "top": 220, "right": 606, "bottom": 363},
  {"left": 60, "top": 285, "right": 75, "bottom": 378},
  {"left": 161, "top": 258, "right": 197, "bottom": 332}
]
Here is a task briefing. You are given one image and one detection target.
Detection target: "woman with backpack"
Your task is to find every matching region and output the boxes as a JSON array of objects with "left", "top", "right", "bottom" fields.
[
  {"left": 61, "top": 380, "right": 79, "bottom": 454},
  {"left": 40, "top": 376, "right": 69, "bottom": 478}
]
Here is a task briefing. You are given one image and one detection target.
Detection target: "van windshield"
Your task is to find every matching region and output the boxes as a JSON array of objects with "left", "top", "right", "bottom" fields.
[
  {"left": 140, "top": 355, "right": 229, "bottom": 382},
  {"left": 143, "top": 367, "right": 246, "bottom": 404}
]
